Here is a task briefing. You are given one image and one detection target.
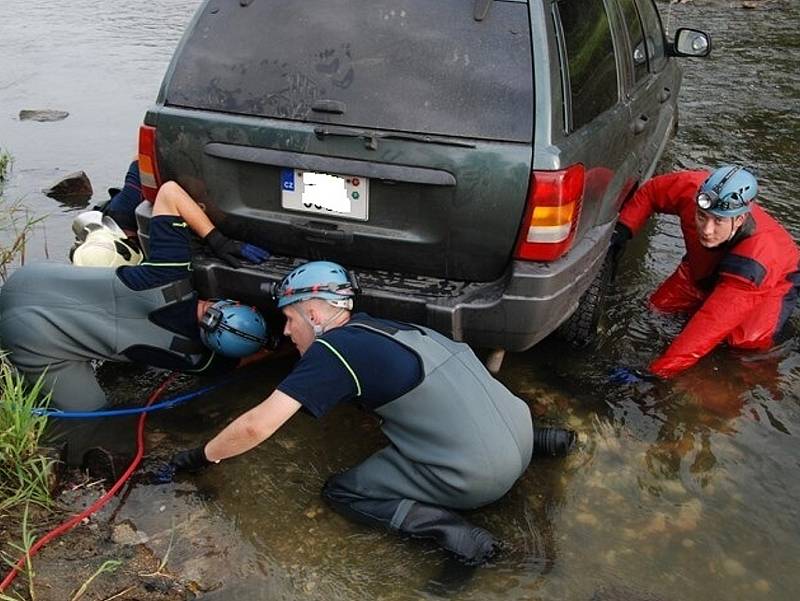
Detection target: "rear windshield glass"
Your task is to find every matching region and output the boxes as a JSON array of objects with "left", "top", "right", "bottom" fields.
[{"left": 165, "top": 0, "right": 533, "bottom": 142}]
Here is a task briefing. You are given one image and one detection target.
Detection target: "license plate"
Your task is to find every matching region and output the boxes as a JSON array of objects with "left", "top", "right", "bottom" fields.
[{"left": 280, "top": 168, "right": 369, "bottom": 221}]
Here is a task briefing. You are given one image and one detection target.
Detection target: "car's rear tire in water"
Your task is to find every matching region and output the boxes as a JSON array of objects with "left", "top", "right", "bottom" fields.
[{"left": 558, "top": 253, "right": 614, "bottom": 347}]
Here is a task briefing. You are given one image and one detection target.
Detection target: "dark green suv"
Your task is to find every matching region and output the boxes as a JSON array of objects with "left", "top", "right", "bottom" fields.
[{"left": 137, "top": 0, "right": 708, "bottom": 369}]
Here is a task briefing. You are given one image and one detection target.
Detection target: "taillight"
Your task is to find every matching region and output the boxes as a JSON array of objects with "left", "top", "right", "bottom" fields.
[
  {"left": 138, "top": 125, "right": 161, "bottom": 202},
  {"left": 514, "top": 164, "right": 585, "bottom": 261}
]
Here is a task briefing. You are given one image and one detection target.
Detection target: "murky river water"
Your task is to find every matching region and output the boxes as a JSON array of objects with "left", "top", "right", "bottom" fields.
[{"left": 1, "top": 1, "right": 799, "bottom": 599}]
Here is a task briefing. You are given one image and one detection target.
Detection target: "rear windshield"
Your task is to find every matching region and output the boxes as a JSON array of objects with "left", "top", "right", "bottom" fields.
[{"left": 165, "top": 0, "right": 533, "bottom": 142}]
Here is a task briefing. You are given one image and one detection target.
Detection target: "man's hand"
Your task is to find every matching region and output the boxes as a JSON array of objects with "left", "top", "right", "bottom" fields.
[
  {"left": 608, "top": 366, "right": 655, "bottom": 385},
  {"left": 171, "top": 445, "right": 213, "bottom": 473},
  {"left": 204, "top": 228, "right": 270, "bottom": 268},
  {"left": 609, "top": 222, "right": 633, "bottom": 264}
]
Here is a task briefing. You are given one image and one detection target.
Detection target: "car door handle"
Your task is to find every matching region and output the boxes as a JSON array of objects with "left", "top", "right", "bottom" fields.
[
  {"left": 632, "top": 114, "right": 649, "bottom": 135},
  {"left": 659, "top": 87, "right": 672, "bottom": 103}
]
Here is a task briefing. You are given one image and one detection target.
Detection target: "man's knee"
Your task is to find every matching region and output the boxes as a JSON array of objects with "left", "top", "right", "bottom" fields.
[{"left": 321, "top": 473, "right": 351, "bottom": 505}]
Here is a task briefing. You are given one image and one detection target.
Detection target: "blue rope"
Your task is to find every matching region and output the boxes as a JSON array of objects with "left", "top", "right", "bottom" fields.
[{"left": 33, "top": 381, "right": 222, "bottom": 419}]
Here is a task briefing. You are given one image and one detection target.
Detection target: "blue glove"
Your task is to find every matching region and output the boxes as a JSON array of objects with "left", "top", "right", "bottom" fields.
[
  {"left": 608, "top": 366, "right": 650, "bottom": 385},
  {"left": 205, "top": 228, "right": 270, "bottom": 268},
  {"left": 239, "top": 242, "right": 270, "bottom": 264}
]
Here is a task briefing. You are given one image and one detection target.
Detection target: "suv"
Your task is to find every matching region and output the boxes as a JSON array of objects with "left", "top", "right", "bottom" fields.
[{"left": 136, "top": 0, "right": 708, "bottom": 369}]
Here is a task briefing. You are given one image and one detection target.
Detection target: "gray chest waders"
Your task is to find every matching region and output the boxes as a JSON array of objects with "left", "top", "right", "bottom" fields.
[
  {"left": 0, "top": 262, "right": 203, "bottom": 411},
  {"left": 321, "top": 319, "right": 533, "bottom": 564}
]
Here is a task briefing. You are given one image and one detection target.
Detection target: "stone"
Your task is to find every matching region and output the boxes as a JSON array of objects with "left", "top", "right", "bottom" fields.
[
  {"left": 111, "top": 521, "right": 150, "bottom": 546},
  {"left": 675, "top": 499, "right": 702, "bottom": 531},
  {"left": 722, "top": 558, "right": 746, "bottom": 577},
  {"left": 42, "top": 171, "right": 93, "bottom": 203},
  {"left": 753, "top": 579, "right": 770, "bottom": 593},
  {"left": 575, "top": 512, "right": 599, "bottom": 526},
  {"left": 19, "top": 109, "right": 69, "bottom": 122}
]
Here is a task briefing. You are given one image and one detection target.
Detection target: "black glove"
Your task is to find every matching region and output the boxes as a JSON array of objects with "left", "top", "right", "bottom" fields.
[
  {"left": 609, "top": 222, "right": 632, "bottom": 264},
  {"left": 170, "top": 446, "right": 212, "bottom": 473},
  {"left": 204, "top": 228, "right": 270, "bottom": 268}
]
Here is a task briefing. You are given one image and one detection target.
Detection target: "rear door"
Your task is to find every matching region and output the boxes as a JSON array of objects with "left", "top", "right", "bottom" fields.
[
  {"left": 614, "top": 0, "right": 679, "bottom": 181},
  {"left": 157, "top": 0, "right": 534, "bottom": 282},
  {"left": 550, "top": 0, "right": 634, "bottom": 232}
]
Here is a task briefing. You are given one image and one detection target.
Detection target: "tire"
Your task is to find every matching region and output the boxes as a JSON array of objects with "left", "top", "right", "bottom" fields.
[{"left": 558, "top": 252, "right": 615, "bottom": 347}]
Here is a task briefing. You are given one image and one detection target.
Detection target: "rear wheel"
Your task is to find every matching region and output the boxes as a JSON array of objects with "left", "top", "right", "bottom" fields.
[{"left": 558, "top": 253, "right": 615, "bottom": 347}]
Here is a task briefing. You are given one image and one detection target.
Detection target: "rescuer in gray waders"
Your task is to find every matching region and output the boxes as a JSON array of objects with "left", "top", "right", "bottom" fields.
[
  {"left": 0, "top": 180, "right": 270, "bottom": 472},
  {"left": 169, "top": 260, "right": 575, "bottom": 565}
]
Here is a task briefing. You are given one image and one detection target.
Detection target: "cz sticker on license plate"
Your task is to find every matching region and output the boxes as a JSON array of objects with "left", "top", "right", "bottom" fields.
[{"left": 280, "top": 168, "right": 369, "bottom": 221}]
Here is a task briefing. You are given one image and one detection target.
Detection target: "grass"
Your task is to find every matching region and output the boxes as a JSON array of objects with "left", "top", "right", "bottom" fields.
[
  {"left": 0, "top": 356, "right": 53, "bottom": 513},
  {"left": 0, "top": 149, "right": 45, "bottom": 283},
  {"left": 0, "top": 504, "right": 36, "bottom": 601},
  {"left": 0, "top": 150, "right": 11, "bottom": 190},
  {"left": 0, "top": 149, "right": 53, "bottom": 514}
]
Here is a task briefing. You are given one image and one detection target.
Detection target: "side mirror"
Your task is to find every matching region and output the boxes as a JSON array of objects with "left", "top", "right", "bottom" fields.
[{"left": 669, "top": 28, "right": 711, "bottom": 57}]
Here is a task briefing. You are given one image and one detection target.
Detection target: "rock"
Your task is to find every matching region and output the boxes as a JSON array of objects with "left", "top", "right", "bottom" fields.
[
  {"left": 111, "top": 521, "right": 150, "bottom": 546},
  {"left": 722, "top": 558, "right": 746, "bottom": 577},
  {"left": 591, "top": 583, "right": 669, "bottom": 601},
  {"left": 42, "top": 170, "right": 93, "bottom": 203},
  {"left": 19, "top": 109, "right": 69, "bottom": 122},
  {"left": 741, "top": 1, "right": 760, "bottom": 9},
  {"left": 753, "top": 579, "right": 770, "bottom": 593},
  {"left": 575, "top": 512, "right": 599, "bottom": 527},
  {"left": 675, "top": 499, "right": 702, "bottom": 531}
]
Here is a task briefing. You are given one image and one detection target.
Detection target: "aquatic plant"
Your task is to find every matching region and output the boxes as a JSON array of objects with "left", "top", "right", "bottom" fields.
[
  {"left": 0, "top": 151, "right": 45, "bottom": 282},
  {"left": 0, "top": 355, "right": 53, "bottom": 513},
  {"left": 0, "top": 150, "right": 11, "bottom": 189}
]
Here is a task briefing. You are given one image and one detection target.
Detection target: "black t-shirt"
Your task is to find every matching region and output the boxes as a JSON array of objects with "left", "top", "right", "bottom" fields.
[{"left": 277, "top": 314, "right": 423, "bottom": 417}]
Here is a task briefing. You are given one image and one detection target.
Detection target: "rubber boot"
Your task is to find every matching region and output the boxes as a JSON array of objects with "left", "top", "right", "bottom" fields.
[
  {"left": 533, "top": 427, "right": 576, "bottom": 457},
  {"left": 397, "top": 503, "right": 499, "bottom": 566}
]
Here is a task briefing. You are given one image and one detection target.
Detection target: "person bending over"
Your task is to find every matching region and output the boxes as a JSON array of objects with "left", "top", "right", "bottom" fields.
[{"left": 169, "top": 260, "right": 574, "bottom": 565}]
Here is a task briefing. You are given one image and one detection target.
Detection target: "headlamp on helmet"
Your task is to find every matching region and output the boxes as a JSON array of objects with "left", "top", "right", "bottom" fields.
[
  {"left": 199, "top": 300, "right": 272, "bottom": 357},
  {"left": 695, "top": 166, "right": 758, "bottom": 218},
  {"left": 271, "top": 261, "right": 360, "bottom": 309}
]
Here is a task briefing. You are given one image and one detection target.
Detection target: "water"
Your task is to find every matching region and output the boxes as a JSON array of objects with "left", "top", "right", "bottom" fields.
[{"left": 1, "top": 1, "right": 799, "bottom": 599}]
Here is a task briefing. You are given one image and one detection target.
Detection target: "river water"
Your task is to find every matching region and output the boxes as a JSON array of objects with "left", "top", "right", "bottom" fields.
[{"left": 1, "top": 1, "right": 799, "bottom": 600}]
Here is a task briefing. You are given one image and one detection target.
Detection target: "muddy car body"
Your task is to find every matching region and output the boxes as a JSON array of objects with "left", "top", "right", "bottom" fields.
[{"left": 137, "top": 0, "right": 709, "bottom": 359}]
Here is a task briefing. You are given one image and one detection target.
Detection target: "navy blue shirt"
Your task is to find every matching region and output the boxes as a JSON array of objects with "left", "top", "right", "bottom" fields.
[
  {"left": 277, "top": 314, "right": 423, "bottom": 418},
  {"left": 117, "top": 215, "right": 193, "bottom": 291},
  {"left": 116, "top": 215, "right": 236, "bottom": 373}
]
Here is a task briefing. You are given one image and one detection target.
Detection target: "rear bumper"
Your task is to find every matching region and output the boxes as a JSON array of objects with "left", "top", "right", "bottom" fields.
[{"left": 188, "top": 221, "right": 614, "bottom": 352}]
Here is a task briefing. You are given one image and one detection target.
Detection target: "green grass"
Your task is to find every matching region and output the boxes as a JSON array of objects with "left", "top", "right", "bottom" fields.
[
  {"left": 0, "top": 355, "right": 53, "bottom": 513},
  {"left": 0, "top": 149, "right": 12, "bottom": 188},
  {"left": 0, "top": 150, "right": 45, "bottom": 283}
]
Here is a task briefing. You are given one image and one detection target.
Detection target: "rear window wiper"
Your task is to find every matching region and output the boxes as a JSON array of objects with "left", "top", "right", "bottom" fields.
[{"left": 314, "top": 126, "right": 475, "bottom": 150}]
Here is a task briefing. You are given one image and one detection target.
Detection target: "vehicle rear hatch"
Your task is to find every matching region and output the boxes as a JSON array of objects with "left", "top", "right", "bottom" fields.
[{"left": 157, "top": 0, "right": 533, "bottom": 282}]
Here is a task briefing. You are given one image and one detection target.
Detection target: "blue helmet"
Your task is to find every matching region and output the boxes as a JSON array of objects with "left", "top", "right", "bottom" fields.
[
  {"left": 199, "top": 300, "right": 269, "bottom": 357},
  {"left": 274, "top": 261, "right": 357, "bottom": 309},
  {"left": 696, "top": 166, "right": 758, "bottom": 217}
]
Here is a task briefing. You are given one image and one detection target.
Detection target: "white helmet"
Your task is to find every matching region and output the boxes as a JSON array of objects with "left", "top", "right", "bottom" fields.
[
  {"left": 71, "top": 228, "right": 143, "bottom": 268},
  {"left": 71, "top": 210, "right": 128, "bottom": 242}
]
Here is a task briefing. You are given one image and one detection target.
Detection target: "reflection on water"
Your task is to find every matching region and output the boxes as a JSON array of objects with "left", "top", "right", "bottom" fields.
[{"left": 1, "top": 0, "right": 799, "bottom": 599}]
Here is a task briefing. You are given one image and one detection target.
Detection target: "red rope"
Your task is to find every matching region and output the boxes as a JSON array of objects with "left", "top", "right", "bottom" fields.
[{"left": 0, "top": 373, "right": 177, "bottom": 593}]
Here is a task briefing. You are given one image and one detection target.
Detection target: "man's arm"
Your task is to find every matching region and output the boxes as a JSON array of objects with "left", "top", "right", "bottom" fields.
[
  {"left": 151, "top": 181, "right": 269, "bottom": 267},
  {"left": 152, "top": 180, "right": 214, "bottom": 237},
  {"left": 649, "top": 276, "right": 763, "bottom": 378},
  {"left": 203, "top": 390, "right": 303, "bottom": 462},
  {"left": 619, "top": 171, "right": 707, "bottom": 234}
]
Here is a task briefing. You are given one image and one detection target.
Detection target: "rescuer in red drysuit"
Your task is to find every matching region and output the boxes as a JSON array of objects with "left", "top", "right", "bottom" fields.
[{"left": 609, "top": 166, "right": 800, "bottom": 379}]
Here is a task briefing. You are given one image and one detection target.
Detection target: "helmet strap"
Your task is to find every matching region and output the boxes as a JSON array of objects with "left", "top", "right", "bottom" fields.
[{"left": 300, "top": 304, "right": 348, "bottom": 338}]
